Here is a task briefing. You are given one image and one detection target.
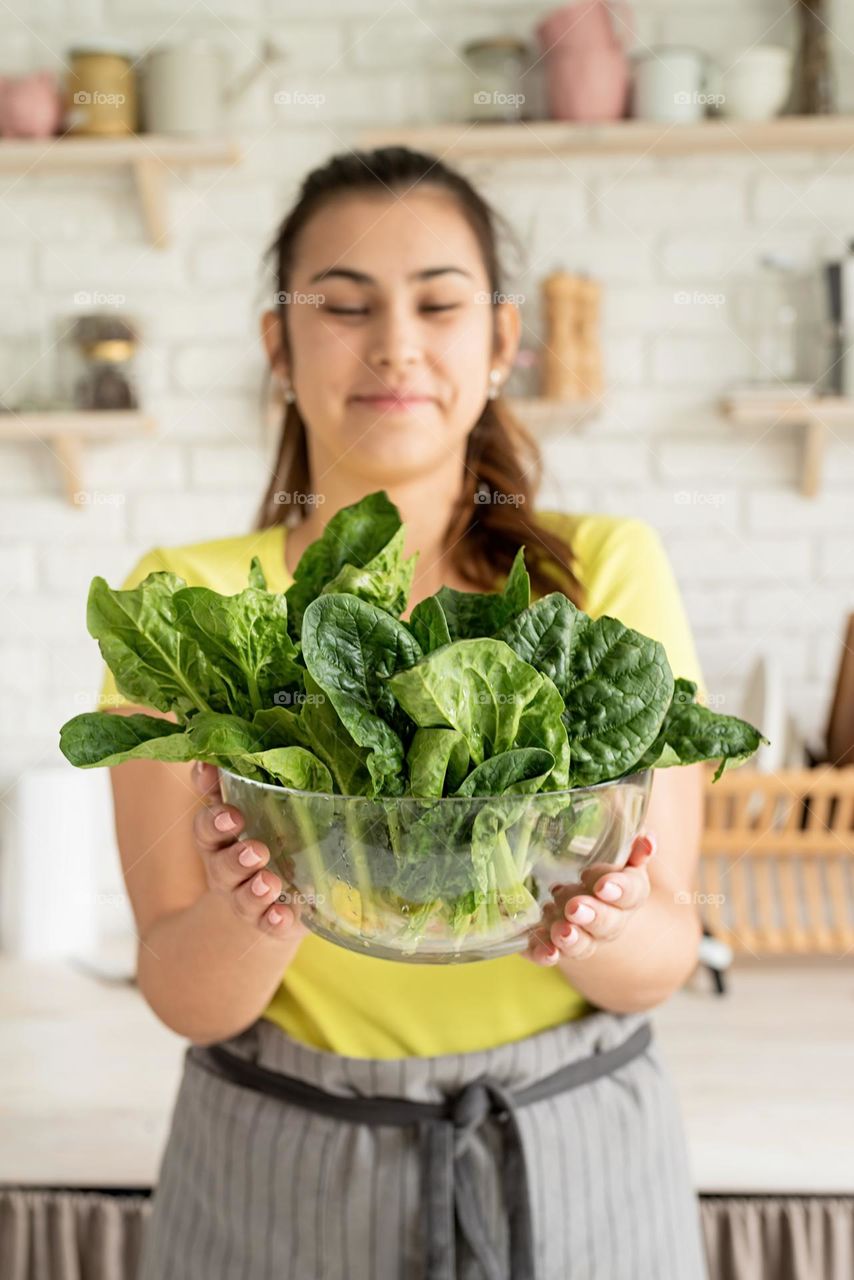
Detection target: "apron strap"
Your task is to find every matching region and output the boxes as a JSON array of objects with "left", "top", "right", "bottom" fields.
[{"left": 197, "top": 1019, "right": 653, "bottom": 1280}]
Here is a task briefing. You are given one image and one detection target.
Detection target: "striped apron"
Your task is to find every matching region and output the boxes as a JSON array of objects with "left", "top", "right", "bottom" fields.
[{"left": 137, "top": 1008, "right": 708, "bottom": 1280}]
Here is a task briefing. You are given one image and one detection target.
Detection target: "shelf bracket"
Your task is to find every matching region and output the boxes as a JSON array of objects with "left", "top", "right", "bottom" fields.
[
  {"left": 49, "top": 434, "right": 84, "bottom": 506},
  {"left": 133, "top": 157, "right": 169, "bottom": 248}
]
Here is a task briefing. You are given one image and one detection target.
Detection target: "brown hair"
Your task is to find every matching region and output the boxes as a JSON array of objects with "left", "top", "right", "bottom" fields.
[{"left": 256, "top": 145, "right": 584, "bottom": 609}]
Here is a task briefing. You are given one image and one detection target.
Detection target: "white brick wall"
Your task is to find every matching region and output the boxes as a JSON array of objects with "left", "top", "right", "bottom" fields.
[{"left": 0, "top": 0, "right": 852, "bottom": 815}]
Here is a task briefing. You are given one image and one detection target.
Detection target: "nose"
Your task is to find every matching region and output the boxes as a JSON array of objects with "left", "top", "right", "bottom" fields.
[{"left": 367, "top": 301, "right": 422, "bottom": 375}]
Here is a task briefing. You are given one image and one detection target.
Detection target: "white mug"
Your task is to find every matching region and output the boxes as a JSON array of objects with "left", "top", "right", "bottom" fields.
[
  {"left": 632, "top": 47, "right": 707, "bottom": 123},
  {"left": 720, "top": 46, "right": 793, "bottom": 121}
]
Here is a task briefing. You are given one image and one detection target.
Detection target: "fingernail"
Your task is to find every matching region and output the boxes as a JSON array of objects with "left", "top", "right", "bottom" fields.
[
  {"left": 238, "top": 845, "right": 262, "bottom": 868},
  {"left": 251, "top": 873, "right": 268, "bottom": 897},
  {"left": 636, "top": 835, "right": 654, "bottom": 857},
  {"left": 214, "top": 811, "right": 236, "bottom": 832},
  {"left": 559, "top": 924, "right": 578, "bottom": 943},
  {"left": 568, "top": 902, "right": 595, "bottom": 924},
  {"left": 267, "top": 908, "right": 282, "bottom": 926},
  {"left": 598, "top": 880, "right": 622, "bottom": 901},
  {"left": 549, "top": 882, "right": 562, "bottom": 895}
]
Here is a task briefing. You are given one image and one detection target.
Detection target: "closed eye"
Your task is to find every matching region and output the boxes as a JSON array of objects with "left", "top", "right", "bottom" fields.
[{"left": 326, "top": 304, "right": 461, "bottom": 316}]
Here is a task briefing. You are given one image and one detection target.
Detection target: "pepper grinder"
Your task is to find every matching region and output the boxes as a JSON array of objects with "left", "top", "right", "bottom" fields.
[{"left": 539, "top": 271, "right": 603, "bottom": 401}]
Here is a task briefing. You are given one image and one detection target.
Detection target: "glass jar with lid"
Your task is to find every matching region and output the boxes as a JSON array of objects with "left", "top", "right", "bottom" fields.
[{"left": 462, "top": 37, "right": 530, "bottom": 123}]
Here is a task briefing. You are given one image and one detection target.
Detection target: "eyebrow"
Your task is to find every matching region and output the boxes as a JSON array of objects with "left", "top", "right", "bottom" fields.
[{"left": 307, "top": 265, "right": 474, "bottom": 285}]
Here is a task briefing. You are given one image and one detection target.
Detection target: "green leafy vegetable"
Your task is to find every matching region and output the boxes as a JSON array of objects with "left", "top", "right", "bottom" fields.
[
  {"left": 59, "top": 489, "right": 768, "bottom": 956},
  {"left": 629, "top": 678, "right": 769, "bottom": 782}
]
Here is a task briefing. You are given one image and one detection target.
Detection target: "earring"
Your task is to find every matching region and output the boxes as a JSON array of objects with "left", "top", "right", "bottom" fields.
[
  {"left": 488, "top": 368, "right": 503, "bottom": 400},
  {"left": 281, "top": 376, "right": 296, "bottom": 405}
]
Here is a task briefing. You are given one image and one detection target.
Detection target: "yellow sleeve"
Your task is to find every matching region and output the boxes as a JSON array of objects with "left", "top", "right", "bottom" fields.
[
  {"left": 583, "top": 518, "right": 709, "bottom": 706},
  {"left": 96, "top": 546, "right": 173, "bottom": 712}
]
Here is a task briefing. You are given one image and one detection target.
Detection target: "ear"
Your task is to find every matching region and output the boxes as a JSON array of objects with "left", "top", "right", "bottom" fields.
[
  {"left": 260, "top": 309, "right": 289, "bottom": 381},
  {"left": 491, "top": 297, "right": 522, "bottom": 383}
]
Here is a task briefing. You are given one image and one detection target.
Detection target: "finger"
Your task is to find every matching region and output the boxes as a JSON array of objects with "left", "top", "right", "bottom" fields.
[
  {"left": 560, "top": 894, "right": 625, "bottom": 943},
  {"left": 205, "top": 839, "right": 269, "bottom": 893},
  {"left": 549, "top": 914, "right": 597, "bottom": 958},
  {"left": 588, "top": 866, "right": 651, "bottom": 911},
  {"left": 625, "top": 832, "right": 656, "bottom": 867},
  {"left": 548, "top": 880, "right": 585, "bottom": 911},
  {"left": 524, "top": 928, "right": 560, "bottom": 966},
  {"left": 192, "top": 760, "right": 222, "bottom": 803},
  {"left": 232, "top": 865, "right": 283, "bottom": 923},
  {"left": 193, "top": 801, "right": 245, "bottom": 852},
  {"left": 260, "top": 899, "right": 309, "bottom": 938}
]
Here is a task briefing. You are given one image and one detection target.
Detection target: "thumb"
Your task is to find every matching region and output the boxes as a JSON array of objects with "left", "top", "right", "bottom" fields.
[{"left": 192, "top": 760, "right": 222, "bottom": 802}]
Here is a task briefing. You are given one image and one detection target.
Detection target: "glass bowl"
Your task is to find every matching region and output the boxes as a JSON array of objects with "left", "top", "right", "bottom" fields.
[{"left": 219, "top": 768, "right": 653, "bottom": 963}]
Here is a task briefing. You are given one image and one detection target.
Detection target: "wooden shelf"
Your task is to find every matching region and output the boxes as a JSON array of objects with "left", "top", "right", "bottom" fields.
[
  {"left": 721, "top": 393, "right": 854, "bottom": 497},
  {"left": 358, "top": 115, "right": 854, "bottom": 160},
  {"left": 0, "top": 135, "right": 241, "bottom": 246},
  {"left": 0, "top": 410, "right": 156, "bottom": 505}
]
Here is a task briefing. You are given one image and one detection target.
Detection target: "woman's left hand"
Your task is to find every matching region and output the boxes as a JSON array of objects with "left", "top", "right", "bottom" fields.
[{"left": 525, "top": 833, "right": 656, "bottom": 966}]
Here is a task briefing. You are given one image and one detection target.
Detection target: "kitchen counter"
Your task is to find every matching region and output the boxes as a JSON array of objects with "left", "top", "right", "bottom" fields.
[{"left": 1, "top": 954, "right": 852, "bottom": 1192}]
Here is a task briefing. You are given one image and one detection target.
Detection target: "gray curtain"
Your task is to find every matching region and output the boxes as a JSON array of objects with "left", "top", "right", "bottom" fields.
[{"left": 1, "top": 1189, "right": 853, "bottom": 1279}]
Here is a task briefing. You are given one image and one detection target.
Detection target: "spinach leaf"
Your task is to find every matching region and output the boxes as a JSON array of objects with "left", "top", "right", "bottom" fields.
[
  {"left": 248, "top": 745, "right": 333, "bottom": 792},
  {"left": 388, "top": 637, "right": 543, "bottom": 765},
  {"left": 454, "top": 747, "right": 555, "bottom": 797},
  {"left": 284, "top": 490, "right": 402, "bottom": 639},
  {"left": 297, "top": 672, "right": 374, "bottom": 796},
  {"left": 407, "top": 596, "right": 452, "bottom": 654},
  {"left": 414, "top": 547, "right": 530, "bottom": 641},
  {"left": 248, "top": 555, "right": 267, "bottom": 591},
  {"left": 173, "top": 584, "right": 301, "bottom": 715},
  {"left": 301, "top": 593, "right": 422, "bottom": 796},
  {"left": 562, "top": 612, "right": 675, "bottom": 787},
  {"left": 513, "top": 673, "right": 571, "bottom": 790},
  {"left": 495, "top": 592, "right": 580, "bottom": 699},
  {"left": 406, "top": 728, "right": 469, "bottom": 797},
  {"left": 629, "top": 678, "right": 770, "bottom": 782},
  {"left": 87, "top": 572, "right": 233, "bottom": 720},
  {"left": 321, "top": 525, "right": 417, "bottom": 617},
  {"left": 59, "top": 711, "right": 192, "bottom": 768}
]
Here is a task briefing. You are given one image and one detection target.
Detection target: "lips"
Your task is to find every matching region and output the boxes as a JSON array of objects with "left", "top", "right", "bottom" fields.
[{"left": 352, "top": 393, "right": 434, "bottom": 408}]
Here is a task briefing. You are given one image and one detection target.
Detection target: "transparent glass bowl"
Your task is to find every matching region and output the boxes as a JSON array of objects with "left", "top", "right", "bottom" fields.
[{"left": 219, "top": 768, "right": 653, "bottom": 963}]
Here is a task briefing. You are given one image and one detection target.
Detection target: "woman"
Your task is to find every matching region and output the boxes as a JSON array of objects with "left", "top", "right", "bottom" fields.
[{"left": 102, "top": 146, "right": 709, "bottom": 1279}]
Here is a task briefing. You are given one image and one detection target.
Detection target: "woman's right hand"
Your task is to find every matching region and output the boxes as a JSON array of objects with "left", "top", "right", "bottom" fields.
[{"left": 191, "top": 760, "right": 308, "bottom": 942}]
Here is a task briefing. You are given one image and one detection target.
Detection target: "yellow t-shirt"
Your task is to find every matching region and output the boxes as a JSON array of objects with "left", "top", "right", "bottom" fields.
[{"left": 98, "top": 511, "right": 706, "bottom": 1059}]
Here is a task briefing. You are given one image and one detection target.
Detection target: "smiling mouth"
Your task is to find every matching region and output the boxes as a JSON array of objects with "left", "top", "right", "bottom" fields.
[{"left": 352, "top": 395, "right": 434, "bottom": 409}]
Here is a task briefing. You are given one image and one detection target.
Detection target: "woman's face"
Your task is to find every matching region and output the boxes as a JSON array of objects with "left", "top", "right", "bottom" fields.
[{"left": 261, "top": 188, "right": 520, "bottom": 484}]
